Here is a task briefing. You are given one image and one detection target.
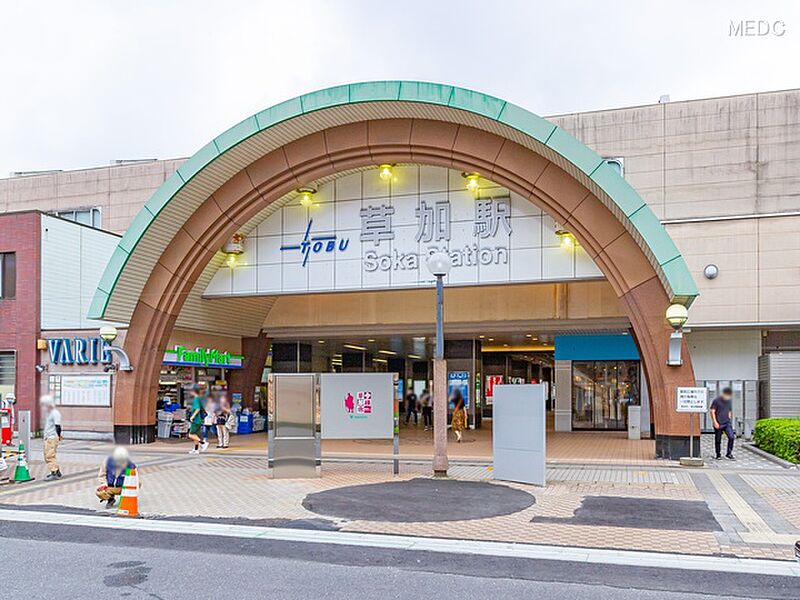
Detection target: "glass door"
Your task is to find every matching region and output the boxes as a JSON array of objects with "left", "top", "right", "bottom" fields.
[{"left": 572, "top": 360, "right": 640, "bottom": 430}]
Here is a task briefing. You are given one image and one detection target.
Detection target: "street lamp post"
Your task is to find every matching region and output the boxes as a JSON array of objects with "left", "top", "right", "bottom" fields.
[{"left": 426, "top": 251, "right": 452, "bottom": 477}]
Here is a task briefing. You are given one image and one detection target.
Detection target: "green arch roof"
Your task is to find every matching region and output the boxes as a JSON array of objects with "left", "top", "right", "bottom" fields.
[{"left": 90, "top": 80, "right": 697, "bottom": 321}]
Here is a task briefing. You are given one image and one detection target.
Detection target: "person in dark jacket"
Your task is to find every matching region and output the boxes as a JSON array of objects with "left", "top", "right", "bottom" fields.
[
  {"left": 96, "top": 446, "right": 137, "bottom": 508},
  {"left": 710, "top": 387, "right": 735, "bottom": 460}
]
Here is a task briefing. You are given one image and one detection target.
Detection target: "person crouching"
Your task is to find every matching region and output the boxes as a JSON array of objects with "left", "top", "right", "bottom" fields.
[{"left": 96, "top": 446, "right": 136, "bottom": 509}]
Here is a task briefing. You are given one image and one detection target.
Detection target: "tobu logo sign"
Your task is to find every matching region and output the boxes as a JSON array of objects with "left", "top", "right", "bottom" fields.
[
  {"left": 280, "top": 219, "right": 350, "bottom": 267},
  {"left": 344, "top": 390, "right": 373, "bottom": 419}
]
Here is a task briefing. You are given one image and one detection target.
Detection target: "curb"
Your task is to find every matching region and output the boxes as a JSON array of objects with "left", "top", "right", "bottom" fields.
[{"left": 742, "top": 442, "right": 798, "bottom": 469}]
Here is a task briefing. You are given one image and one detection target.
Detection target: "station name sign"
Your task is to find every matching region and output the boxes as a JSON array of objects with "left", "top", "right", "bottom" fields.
[
  {"left": 47, "top": 337, "right": 112, "bottom": 365},
  {"left": 162, "top": 345, "right": 244, "bottom": 369}
]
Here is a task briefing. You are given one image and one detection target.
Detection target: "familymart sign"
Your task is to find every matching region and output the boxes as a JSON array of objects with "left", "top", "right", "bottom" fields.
[{"left": 162, "top": 346, "right": 244, "bottom": 369}]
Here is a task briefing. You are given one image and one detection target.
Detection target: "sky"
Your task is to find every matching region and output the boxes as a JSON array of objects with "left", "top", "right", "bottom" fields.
[{"left": 1, "top": 1, "right": 798, "bottom": 176}]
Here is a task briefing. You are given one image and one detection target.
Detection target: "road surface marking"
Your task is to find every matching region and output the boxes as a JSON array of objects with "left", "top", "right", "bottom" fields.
[{"left": 0, "top": 508, "right": 797, "bottom": 577}]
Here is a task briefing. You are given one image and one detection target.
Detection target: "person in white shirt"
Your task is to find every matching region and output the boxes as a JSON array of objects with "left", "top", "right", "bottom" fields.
[{"left": 40, "top": 395, "right": 63, "bottom": 480}]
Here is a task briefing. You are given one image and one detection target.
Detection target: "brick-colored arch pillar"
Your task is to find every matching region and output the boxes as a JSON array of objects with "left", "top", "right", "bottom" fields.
[{"left": 113, "top": 118, "right": 696, "bottom": 457}]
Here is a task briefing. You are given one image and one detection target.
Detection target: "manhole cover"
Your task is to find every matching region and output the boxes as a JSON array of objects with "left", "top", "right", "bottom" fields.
[{"left": 303, "top": 478, "right": 535, "bottom": 522}]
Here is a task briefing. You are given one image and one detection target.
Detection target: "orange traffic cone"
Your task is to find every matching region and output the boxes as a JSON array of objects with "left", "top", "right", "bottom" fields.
[{"left": 117, "top": 467, "right": 139, "bottom": 517}]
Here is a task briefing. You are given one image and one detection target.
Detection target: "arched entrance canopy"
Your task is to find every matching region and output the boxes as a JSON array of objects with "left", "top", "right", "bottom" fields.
[
  {"left": 89, "top": 81, "right": 696, "bottom": 323},
  {"left": 89, "top": 81, "right": 699, "bottom": 457}
]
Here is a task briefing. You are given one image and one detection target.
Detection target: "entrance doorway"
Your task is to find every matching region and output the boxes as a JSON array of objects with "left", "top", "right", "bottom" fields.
[{"left": 571, "top": 360, "right": 641, "bottom": 430}]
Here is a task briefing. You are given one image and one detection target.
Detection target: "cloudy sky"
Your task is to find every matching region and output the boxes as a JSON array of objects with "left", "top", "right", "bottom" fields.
[{"left": 1, "top": 1, "right": 798, "bottom": 176}]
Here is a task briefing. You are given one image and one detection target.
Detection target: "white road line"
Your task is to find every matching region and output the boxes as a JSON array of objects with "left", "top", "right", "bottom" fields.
[{"left": 0, "top": 508, "right": 798, "bottom": 577}]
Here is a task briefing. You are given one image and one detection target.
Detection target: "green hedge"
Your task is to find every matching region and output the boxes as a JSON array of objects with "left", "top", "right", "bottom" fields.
[{"left": 753, "top": 418, "right": 800, "bottom": 463}]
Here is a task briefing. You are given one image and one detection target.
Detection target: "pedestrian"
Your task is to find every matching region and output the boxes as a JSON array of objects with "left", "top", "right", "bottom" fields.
[
  {"left": 420, "top": 388, "right": 433, "bottom": 431},
  {"left": 215, "top": 392, "right": 232, "bottom": 449},
  {"left": 40, "top": 395, "right": 63, "bottom": 480},
  {"left": 202, "top": 393, "right": 218, "bottom": 446},
  {"left": 404, "top": 389, "right": 418, "bottom": 425},
  {"left": 95, "top": 446, "right": 137, "bottom": 509},
  {"left": 187, "top": 385, "right": 209, "bottom": 454},
  {"left": 710, "top": 386, "right": 735, "bottom": 460},
  {"left": 450, "top": 389, "right": 467, "bottom": 443}
]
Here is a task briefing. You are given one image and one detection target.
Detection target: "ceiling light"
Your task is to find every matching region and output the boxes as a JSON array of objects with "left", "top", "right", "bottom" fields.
[
  {"left": 343, "top": 344, "right": 367, "bottom": 351},
  {"left": 368, "top": 339, "right": 376, "bottom": 343},
  {"left": 378, "top": 164, "right": 394, "bottom": 182},
  {"left": 555, "top": 229, "right": 577, "bottom": 249},
  {"left": 297, "top": 186, "right": 317, "bottom": 207},
  {"left": 463, "top": 172, "right": 480, "bottom": 195},
  {"left": 408, "top": 354, "right": 421, "bottom": 359},
  {"left": 317, "top": 340, "right": 325, "bottom": 344},
  {"left": 378, "top": 350, "right": 397, "bottom": 356}
]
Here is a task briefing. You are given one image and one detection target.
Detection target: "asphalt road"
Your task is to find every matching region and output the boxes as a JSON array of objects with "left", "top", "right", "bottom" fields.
[{"left": 1, "top": 520, "right": 797, "bottom": 599}]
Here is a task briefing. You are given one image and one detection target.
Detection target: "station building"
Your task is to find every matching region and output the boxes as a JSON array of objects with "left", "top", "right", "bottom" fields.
[{"left": 1, "top": 82, "right": 799, "bottom": 458}]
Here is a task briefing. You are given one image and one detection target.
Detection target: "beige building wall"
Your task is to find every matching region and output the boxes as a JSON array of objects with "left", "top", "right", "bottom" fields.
[
  {"left": 0, "top": 159, "right": 182, "bottom": 234},
  {"left": 2, "top": 89, "right": 799, "bottom": 327}
]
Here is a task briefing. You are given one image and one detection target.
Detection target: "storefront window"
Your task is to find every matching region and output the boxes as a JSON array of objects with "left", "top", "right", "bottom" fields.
[{"left": 572, "top": 360, "right": 640, "bottom": 430}]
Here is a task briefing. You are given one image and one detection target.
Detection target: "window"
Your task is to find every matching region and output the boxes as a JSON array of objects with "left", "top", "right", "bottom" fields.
[
  {"left": 0, "top": 351, "right": 15, "bottom": 387},
  {"left": 0, "top": 253, "right": 15, "bottom": 299},
  {"left": 50, "top": 207, "right": 102, "bottom": 229}
]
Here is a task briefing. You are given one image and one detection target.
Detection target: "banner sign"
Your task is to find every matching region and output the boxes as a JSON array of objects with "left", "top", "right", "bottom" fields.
[
  {"left": 162, "top": 345, "right": 244, "bottom": 369},
  {"left": 448, "top": 371, "right": 470, "bottom": 409},
  {"left": 320, "top": 373, "right": 393, "bottom": 439},
  {"left": 204, "top": 166, "right": 602, "bottom": 297},
  {"left": 485, "top": 375, "right": 504, "bottom": 405}
]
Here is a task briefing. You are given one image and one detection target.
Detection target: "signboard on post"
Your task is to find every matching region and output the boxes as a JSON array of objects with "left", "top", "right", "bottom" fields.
[
  {"left": 676, "top": 387, "right": 708, "bottom": 412},
  {"left": 320, "top": 373, "right": 393, "bottom": 439}
]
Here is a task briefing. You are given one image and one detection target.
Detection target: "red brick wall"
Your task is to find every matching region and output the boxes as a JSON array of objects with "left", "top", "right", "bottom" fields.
[{"left": 0, "top": 212, "right": 41, "bottom": 424}]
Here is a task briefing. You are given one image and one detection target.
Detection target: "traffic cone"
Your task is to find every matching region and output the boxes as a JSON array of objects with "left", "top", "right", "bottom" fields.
[
  {"left": 12, "top": 443, "right": 33, "bottom": 483},
  {"left": 117, "top": 467, "right": 139, "bottom": 517}
]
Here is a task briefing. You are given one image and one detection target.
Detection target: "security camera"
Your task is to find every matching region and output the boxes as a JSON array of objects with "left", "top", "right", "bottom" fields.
[{"left": 34, "top": 364, "right": 47, "bottom": 373}]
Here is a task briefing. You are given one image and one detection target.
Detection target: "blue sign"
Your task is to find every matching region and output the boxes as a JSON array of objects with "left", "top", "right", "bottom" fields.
[
  {"left": 47, "top": 337, "right": 112, "bottom": 365},
  {"left": 280, "top": 219, "right": 350, "bottom": 267},
  {"left": 448, "top": 371, "right": 470, "bottom": 409}
]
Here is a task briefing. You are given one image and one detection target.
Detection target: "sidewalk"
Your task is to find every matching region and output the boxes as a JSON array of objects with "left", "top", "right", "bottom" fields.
[{"left": 1, "top": 435, "right": 798, "bottom": 563}]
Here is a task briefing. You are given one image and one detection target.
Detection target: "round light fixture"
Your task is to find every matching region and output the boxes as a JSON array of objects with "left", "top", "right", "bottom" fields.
[
  {"left": 222, "top": 232, "right": 246, "bottom": 268},
  {"left": 297, "top": 186, "right": 317, "bottom": 207},
  {"left": 463, "top": 172, "right": 480, "bottom": 195},
  {"left": 99, "top": 325, "right": 118, "bottom": 343},
  {"left": 703, "top": 264, "right": 719, "bottom": 280},
  {"left": 665, "top": 303, "right": 689, "bottom": 330},
  {"left": 555, "top": 229, "right": 577, "bottom": 249},
  {"left": 378, "top": 164, "right": 394, "bottom": 182},
  {"left": 426, "top": 251, "right": 453, "bottom": 277}
]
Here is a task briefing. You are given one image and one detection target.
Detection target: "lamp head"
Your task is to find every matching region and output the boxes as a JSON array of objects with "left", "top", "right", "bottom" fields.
[
  {"left": 426, "top": 251, "right": 452, "bottom": 277},
  {"left": 99, "top": 325, "right": 118, "bottom": 343},
  {"left": 665, "top": 303, "right": 689, "bottom": 330}
]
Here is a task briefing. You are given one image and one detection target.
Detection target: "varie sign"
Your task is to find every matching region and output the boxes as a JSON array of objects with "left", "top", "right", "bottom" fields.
[{"left": 47, "top": 337, "right": 112, "bottom": 365}]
